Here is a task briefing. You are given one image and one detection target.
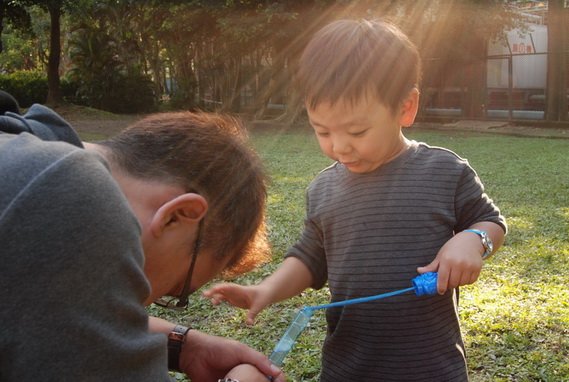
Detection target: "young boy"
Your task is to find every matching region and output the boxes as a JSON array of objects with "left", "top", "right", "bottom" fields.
[{"left": 204, "top": 19, "right": 507, "bottom": 381}]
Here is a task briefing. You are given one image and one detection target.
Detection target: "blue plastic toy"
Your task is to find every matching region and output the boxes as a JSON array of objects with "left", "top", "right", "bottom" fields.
[{"left": 268, "top": 272, "right": 439, "bottom": 367}]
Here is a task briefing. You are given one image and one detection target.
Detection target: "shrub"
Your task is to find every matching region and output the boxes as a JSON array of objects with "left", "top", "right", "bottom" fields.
[
  {"left": 60, "top": 77, "right": 81, "bottom": 105},
  {"left": 100, "top": 71, "right": 156, "bottom": 114},
  {"left": 0, "top": 71, "right": 48, "bottom": 107}
]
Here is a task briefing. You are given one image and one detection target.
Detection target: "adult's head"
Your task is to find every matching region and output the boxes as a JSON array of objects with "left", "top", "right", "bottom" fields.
[
  {"left": 296, "top": 18, "right": 421, "bottom": 114},
  {"left": 0, "top": 90, "right": 20, "bottom": 115},
  {"left": 90, "top": 111, "right": 269, "bottom": 304}
]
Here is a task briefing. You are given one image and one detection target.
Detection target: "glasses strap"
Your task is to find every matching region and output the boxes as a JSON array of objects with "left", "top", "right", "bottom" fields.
[{"left": 175, "top": 220, "right": 203, "bottom": 307}]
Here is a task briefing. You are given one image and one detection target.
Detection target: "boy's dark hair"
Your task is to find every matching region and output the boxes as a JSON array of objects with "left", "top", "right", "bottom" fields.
[
  {"left": 100, "top": 112, "right": 269, "bottom": 275},
  {"left": 297, "top": 19, "right": 421, "bottom": 113}
]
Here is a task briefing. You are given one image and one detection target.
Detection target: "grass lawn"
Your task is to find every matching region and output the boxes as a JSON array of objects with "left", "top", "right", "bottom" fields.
[{"left": 149, "top": 125, "right": 569, "bottom": 382}]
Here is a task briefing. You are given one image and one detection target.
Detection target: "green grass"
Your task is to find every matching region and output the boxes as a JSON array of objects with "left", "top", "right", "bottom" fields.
[{"left": 151, "top": 126, "right": 569, "bottom": 382}]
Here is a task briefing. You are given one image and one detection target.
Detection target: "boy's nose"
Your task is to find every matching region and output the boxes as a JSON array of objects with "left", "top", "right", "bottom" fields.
[{"left": 332, "top": 139, "right": 352, "bottom": 155}]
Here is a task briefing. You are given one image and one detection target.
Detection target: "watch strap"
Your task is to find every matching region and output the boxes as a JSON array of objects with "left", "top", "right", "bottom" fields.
[
  {"left": 167, "top": 325, "right": 190, "bottom": 371},
  {"left": 464, "top": 229, "right": 493, "bottom": 260}
]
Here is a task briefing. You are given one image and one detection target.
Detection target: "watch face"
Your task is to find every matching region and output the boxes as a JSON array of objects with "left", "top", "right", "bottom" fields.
[
  {"left": 168, "top": 332, "right": 185, "bottom": 342},
  {"left": 482, "top": 232, "right": 493, "bottom": 252},
  {"left": 466, "top": 229, "right": 493, "bottom": 259},
  {"left": 487, "top": 240, "right": 494, "bottom": 253},
  {"left": 479, "top": 232, "right": 493, "bottom": 259}
]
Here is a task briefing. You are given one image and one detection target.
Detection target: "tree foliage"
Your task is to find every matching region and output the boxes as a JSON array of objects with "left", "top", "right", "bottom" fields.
[
  {"left": 0, "top": 0, "right": 543, "bottom": 118},
  {"left": 66, "top": 2, "right": 155, "bottom": 112},
  {"left": 0, "top": 0, "right": 32, "bottom": 53},
  {"left": 8, "top": 0, "right": 78, "bottom": 104}
]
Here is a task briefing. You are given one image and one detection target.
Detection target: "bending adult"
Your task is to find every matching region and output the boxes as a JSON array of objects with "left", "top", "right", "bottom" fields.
[{"left": 0, "top": 100, "right": 283, "bottom": 382}]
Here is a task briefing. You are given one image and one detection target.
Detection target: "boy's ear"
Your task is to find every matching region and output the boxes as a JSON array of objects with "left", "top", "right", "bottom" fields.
[
  {"left": 150, "top": 193, "right": 208, "bottom": 237},
  {"left": 399, "top": 88, "right": 420, "bottom": 127}
]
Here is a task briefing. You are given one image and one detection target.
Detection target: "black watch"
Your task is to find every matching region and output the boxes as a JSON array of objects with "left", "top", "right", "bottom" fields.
[{"left": 167, "top": 325, "right": 190, "bottom": 371}]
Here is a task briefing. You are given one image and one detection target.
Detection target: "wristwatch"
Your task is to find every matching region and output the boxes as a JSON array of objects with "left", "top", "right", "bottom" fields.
[
  {"left": 167, "top": 325, "right": 190, "bottom": 372},
  {"left": 464, "top": 229, "right": 493, "bottom": 260},
  {"left": 217, "top": 379, "right": 240, "bottom": 382}
]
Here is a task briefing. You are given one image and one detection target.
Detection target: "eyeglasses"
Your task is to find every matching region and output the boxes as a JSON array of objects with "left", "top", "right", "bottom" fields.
[{"left": 154, "top": 220, "right": 203, "bottom": 310}]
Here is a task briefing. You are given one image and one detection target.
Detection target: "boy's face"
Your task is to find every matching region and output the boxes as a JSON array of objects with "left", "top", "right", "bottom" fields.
[{"left": 307, "top": 92, "right": 418, "bottom": 174}]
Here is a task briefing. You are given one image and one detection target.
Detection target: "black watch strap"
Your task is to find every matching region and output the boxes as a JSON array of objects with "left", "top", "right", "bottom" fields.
[{"left": 167, "top": 325, "right": 190, "bottom": 371}]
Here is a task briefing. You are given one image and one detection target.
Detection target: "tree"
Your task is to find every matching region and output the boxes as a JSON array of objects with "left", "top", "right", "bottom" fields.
[
  {"left": 12, "top": 0, "right": 88, "bottom": 105},
  {"left": 3, "top": 0, "right": 528, "bottom": 118},
  {"left": 545, "top": 0, "right": 568, "bottom": 122},
  {"left": 238, "top": 0, "right": 522, "bottom": 121},
  {"left": 0, "top": 0, "right": 31, "bottom": 53},
  {"left": 44, "top": 0, "right": 62, "bottom": 104},
  {"left": 396, "top": 0, "right": 522, "bottom": 119}
]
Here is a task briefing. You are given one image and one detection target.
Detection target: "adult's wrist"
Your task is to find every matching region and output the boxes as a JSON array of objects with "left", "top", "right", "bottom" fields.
[{"left": 167, "top": 324, "right": 191, "bottom": 371}]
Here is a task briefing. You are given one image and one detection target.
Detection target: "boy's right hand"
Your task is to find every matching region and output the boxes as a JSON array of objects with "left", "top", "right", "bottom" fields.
[
  {"left": 203, "top": 283, "right": 270, "bottom": 325},
  {"left": 205, "top": 258, "right": 314, "bottom": 326}
]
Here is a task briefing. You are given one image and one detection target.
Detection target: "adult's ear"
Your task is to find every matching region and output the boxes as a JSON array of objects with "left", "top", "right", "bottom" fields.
[
  {"left": 149, "top": 193, "right": 208, "bottom": 237},
  {"left": 399, "top": 88, "right": 420, "bottom": 127}
]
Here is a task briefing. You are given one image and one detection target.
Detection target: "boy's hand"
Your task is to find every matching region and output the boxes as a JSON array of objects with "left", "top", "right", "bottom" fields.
[
  {"left": 417, "top": 231, "right": 484, "bottom": 294},
  {"left": 203, "top": 283, "right": 270, "bottom": 325}
]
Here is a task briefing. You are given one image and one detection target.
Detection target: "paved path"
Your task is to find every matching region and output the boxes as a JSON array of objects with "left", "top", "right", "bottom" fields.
[{"left": 415, "top": 120, "right": 569, "bottom": 139}]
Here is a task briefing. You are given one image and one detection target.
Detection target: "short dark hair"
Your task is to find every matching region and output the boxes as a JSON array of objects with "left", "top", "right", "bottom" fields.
[
  {"left": 100, "top": 111, "right": 269, "bottom": 275},
  {"left": 297, "top": 19, "right": 421, "bottom": 112},
  {"left": 0, "top": 90, "right": 20, "bottom": 115}
]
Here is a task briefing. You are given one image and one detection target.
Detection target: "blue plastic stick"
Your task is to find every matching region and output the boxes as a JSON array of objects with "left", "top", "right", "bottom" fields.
[
  {"left": 308, "top": 286, "right": 415, "bottom": 311},
  {"left": 268, "top": 272, "right": 438, "bottom": 367}
]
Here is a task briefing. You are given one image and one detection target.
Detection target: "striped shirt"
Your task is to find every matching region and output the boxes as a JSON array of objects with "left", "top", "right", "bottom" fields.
[{"left": 286, "top": 140, "right": 506, "bottom": 381}]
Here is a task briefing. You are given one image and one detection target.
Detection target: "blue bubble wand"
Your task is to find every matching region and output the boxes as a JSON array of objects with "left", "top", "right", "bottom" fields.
[{"left": 268, "top": 272, "right": 439, "bottom": 367}]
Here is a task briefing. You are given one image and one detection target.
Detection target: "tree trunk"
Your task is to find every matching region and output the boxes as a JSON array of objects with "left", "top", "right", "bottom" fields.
[
  {"left": 462, "top": 37, "right": 487, "bottom": 119},
  {"left": 253, "top": 59, "right": 284, "bottom": 120},
  {"left": 228, "top": 58, "right": 242, "bottom": 113},
  {"left": 274, "top": 88, "right": 303, "bottom": 126},
  {"left": 0, "top": 2, "right": 5, "bottom": 54},
  {"left": 545, "top": 0, "right": 568, "bottom": 122},
  {"left": 46, "top": 1, "right": 62, "bottom": 105}
]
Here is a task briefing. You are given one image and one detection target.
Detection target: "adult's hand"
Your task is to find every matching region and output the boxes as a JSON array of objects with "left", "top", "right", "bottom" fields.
[{"left": 180, "top": 330, "right": 285, "bottom": 382}]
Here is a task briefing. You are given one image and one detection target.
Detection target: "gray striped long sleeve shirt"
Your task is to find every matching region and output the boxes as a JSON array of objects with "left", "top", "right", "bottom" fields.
[{"left": 286, "top": 140, "right": 506, "bottom": 382}]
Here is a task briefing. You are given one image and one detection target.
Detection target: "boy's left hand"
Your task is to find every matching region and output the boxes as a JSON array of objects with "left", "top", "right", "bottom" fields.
[{"left": 416, "top": 231, "right": 485, "bottom": 295}]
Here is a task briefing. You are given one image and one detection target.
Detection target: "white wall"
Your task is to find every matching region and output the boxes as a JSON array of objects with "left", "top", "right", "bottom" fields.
[{"left": 487, "top": 24, "right": 547, "bottom": 89}]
